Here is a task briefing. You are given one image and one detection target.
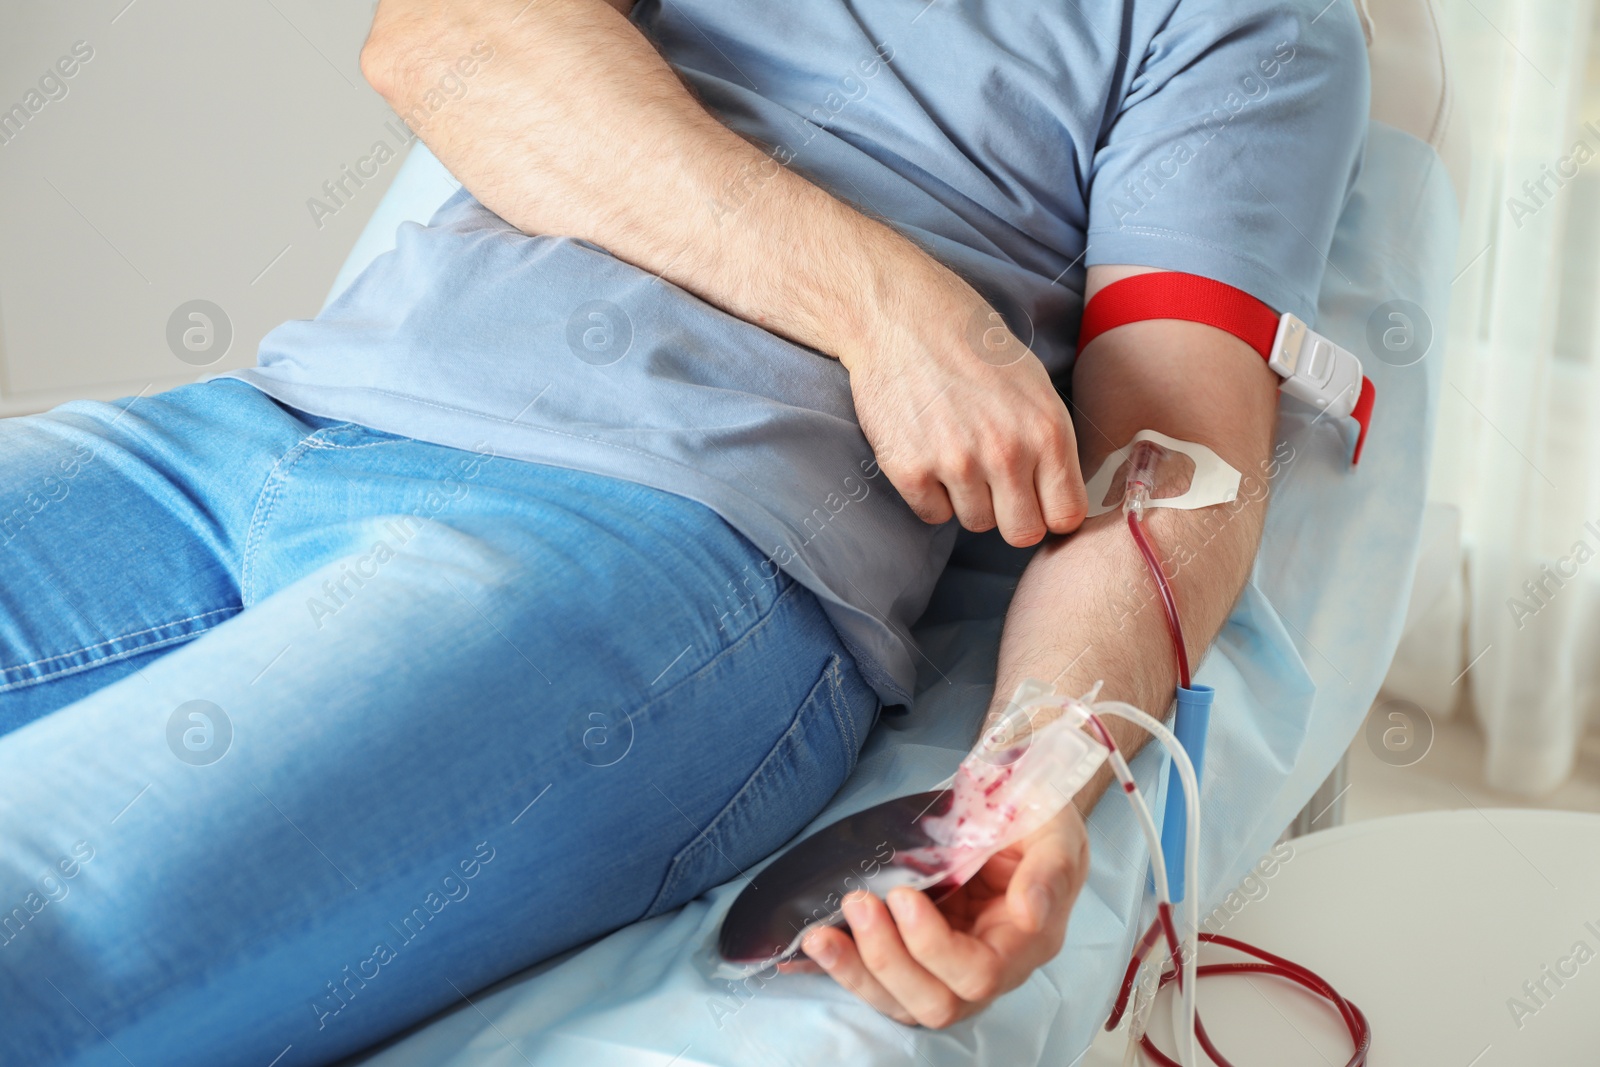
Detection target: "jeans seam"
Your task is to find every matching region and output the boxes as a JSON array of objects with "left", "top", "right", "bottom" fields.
[
  {"left": 240, "top": 426, "right": 350, "bottom": 605},
  {"left": 303, "top": 436, "right": 406, "bottom": 452},
  {"left": 0, "top": 607, "right": 236, "bottom": 676},
  {"left": 824, "top": 657, "right": 857, "bottom": 772},
  {"left": 0, "top": 617, "right": 233, "bottom": 693}
]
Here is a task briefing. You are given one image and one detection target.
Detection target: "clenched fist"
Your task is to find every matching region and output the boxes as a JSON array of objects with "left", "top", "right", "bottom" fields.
[{"left": 842, "top": 288, "right": 1088, "bottom": 547}]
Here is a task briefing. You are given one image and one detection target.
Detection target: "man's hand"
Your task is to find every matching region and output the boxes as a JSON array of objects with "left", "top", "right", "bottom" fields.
[
  {"left": 844, "top": 286, "right": 1086, "bottom": 547},
  {"left": 797, "top": 805, "right": 1088, "bottom": 1028},
  {"left": 361, "top": 0, "right": 1087, "bottom": 546}
]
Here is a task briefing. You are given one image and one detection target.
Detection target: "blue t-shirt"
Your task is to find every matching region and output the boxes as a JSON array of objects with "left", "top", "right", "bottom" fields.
[{"left": 227, "top": 0, "right": 1368, "bottom": 706}]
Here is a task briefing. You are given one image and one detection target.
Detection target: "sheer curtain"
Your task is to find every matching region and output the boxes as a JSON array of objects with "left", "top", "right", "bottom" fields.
[{"left": 1386, "top": 0, "right": 1600, "bottom": 795}]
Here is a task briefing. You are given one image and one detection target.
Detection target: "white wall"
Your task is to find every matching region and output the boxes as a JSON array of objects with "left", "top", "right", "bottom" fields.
[{"left": 0, "top": 0, "right": 407, "bottom": 415}]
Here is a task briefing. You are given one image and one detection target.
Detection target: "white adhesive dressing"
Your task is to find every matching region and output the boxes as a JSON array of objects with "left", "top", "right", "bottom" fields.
[{"left": 1083, "top": 429, "right": 1241, "bottom": 517}]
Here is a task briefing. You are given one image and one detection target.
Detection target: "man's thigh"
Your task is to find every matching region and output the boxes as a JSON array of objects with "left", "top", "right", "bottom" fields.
[
  {"left": 0, "top": 440, "right": 879, "bottom": 1067},
  {"left": 0, "top": 380, "right": 315, "bottom": 734}
]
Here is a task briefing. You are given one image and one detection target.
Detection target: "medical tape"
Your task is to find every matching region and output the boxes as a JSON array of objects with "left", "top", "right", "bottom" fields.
[{"left": 1083, "top": 429, "right": 1240, "bottom": 518}]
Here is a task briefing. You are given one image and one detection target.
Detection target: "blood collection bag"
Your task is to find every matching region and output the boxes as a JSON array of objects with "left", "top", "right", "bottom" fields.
[{"left": 714, "top": 685, "right": 1107, "bottom": 977}]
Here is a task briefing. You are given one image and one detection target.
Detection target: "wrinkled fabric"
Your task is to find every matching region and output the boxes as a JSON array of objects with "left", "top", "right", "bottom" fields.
[
  {"left": 0, "top": 381, "right": 881, "bottom": 1067},
  {"left": 335, "top": 120, "right": 1457, "bottom": 1067},
  {"left": 226, "top": 0, "right": 1369, "bottom": 707}
]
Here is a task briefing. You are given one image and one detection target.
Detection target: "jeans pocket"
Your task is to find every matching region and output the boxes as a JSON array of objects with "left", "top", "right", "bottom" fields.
[{"left": 642, "top": 653, "right": 870, "bottom": 919}]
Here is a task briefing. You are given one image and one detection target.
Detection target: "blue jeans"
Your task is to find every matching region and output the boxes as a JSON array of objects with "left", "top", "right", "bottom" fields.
[{"left": 0, "top": 379, "right": 879, "bottom": 1067}]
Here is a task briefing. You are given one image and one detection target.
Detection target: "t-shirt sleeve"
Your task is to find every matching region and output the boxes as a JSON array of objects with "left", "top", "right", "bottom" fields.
[{"left": 1085, "top": 0, "right": 1370, "bottom": 323}]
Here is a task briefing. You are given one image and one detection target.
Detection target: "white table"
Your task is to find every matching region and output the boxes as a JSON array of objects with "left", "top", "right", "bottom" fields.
[{"left": 1087, "top": 810, "right": 1600, "bottom": 1065}]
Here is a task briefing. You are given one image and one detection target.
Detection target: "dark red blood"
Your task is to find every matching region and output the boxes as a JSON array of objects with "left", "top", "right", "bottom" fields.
[{"left": 717, "top": 789, "right": 951, "bottom": 964}]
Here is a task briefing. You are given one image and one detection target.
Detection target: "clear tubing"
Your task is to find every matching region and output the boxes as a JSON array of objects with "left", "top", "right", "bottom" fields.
[
  {"left": 1123, "top": 972, "right": 1152, "bottom": 1067},
  {"left": 1092, "top": 700, "right": 1201, "bottom": 1067},
  {"left": 1067, "top": 713, "right": 1171, "bottom": 1064},
  {"left": 1106, "top": 920, "right": 1164, "bottom": 1031},
  {"left": 1127, "top": 512, "right": 1191, "bottom": 689},
  {"left": 1122, "top": 441, "right": 1192, "bottom": 689},
  {"left": 1082, "top": 714, "right": 1173, "bottom": 927}
]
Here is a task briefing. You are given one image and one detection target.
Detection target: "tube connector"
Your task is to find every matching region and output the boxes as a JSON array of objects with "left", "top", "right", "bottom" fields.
[{"left": 1122, "top": 440, "right": 1167, "bottom": 520}]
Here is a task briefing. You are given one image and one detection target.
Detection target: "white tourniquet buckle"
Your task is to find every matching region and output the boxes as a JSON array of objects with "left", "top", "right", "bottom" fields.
[{"left": 1267, "top": 313, "right": 1364, "bottom": 418}]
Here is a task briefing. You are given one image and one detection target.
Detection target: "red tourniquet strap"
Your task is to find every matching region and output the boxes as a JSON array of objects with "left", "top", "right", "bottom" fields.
[
  {"left": 1351, "top": 376, "right": 1376, "bottom": 465},
  {"left": 1078, "top": 272, "right": 1281, "bottom": 359},
  {"left": 1077, "top": 270, "right": 1377, "bottom": 467}
]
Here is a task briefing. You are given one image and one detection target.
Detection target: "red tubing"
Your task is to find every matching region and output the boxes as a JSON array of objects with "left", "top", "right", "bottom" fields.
[
  {"left": 1135, "top": 934, "right": 1372, "bottom": 1067},
  {"left": 1107, "top": 914, "right": 1371, "bottom": 1067},
  {"left": 1127, "top": 510, "right": 1191, "bottom": 689},
  {"left": 1107, "top": 511, "right": 1371, "bottom": 1066},
  {"left": 1155, "top": 902, "right": 1184, "bottom": 995},
  {"left": 1105, "top": 919, "right": 1164, "bottom": 1030},
  {"left": 1106, "top": 915, "right": 1241, "bottom": 1067}
]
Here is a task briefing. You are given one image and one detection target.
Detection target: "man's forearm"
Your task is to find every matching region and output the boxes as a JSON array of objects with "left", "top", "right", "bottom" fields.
[
  {"left": 986, "top": 269, "right": 1281, "bottom": 809},
  {"left": 362, "top": 0, "right": 1090, "bottom": 546},
  {"left": 362, "top": 0, "right": 972, "bottom": 370}
]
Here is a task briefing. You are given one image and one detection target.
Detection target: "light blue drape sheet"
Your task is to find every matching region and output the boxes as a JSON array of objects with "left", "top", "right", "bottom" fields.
[{"left": 330, "top": 120, "right": 1456, "bottom": 1066}]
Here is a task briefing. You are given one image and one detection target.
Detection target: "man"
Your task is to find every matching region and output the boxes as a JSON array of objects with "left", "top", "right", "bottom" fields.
[{"left": 0, "top": 1, "right": 1365, "bottom": 1063}]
